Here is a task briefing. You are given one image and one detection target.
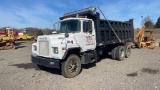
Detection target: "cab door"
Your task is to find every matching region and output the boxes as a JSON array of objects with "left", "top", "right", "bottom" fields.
[{"left": 83, "top": 20, "right": 96, "bottom": 51}]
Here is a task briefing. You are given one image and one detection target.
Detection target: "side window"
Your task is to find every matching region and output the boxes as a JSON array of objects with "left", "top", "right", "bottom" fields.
[
  {"left": 83, "top": 21, "right": 87, "bottom": 32},
  {"left": 83, "top": 20, "right": 92, "bottom": 33}
]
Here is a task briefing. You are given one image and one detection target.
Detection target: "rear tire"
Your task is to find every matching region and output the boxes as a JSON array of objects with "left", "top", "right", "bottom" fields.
[
  {"left": 111, "top": 47, "right": 117, "bottom": 60},
  {"left": 116, "top": 46, "right": 125, "bottom": 61},
  {"left": 61, "top": 54, "right": 81, "bottom": 78},
  {"left": 125, "top": 45, "right": 131, "bottom": 58}
]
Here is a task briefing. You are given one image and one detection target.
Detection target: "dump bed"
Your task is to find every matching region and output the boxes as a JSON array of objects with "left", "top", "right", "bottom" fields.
[{"left": 95, "top": 13, "right": 134, "bottom": 46}]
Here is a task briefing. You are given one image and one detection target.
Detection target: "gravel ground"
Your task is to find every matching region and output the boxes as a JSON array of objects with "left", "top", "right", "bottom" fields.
[{"left": 0, "top": 41, "right": 160, "bottom": 90}]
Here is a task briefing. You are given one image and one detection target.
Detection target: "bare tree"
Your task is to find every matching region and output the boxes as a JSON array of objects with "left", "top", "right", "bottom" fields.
[
  {"left": 143, "top": 16, "right": 154, "bottom": 29},
  {"left": 155, "top": 17, "right": 160, "bottom": 28},
  {"left": 25, "top": 27, "right": 44, "bottom": 37},
  {"left": 42, "top": 28, "right": 53, "bottom": 35}
]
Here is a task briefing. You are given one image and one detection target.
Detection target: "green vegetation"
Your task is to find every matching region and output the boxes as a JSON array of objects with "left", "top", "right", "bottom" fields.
[
  {"left": 143, "top": 16, "right": 154, "bottom": 29},
  {"left": 155, "top": 17, "right": 160, "bottom": 28},
  {"left": 143, "top": 16, "right": 160, "bottom": 29}
]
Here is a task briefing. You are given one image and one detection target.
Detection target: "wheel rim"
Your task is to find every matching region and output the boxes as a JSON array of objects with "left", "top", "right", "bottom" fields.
[
  {"left": 121, "top": 49, "right": 125, "bottom": 57},
  {"left": 68, "top": 60, "right": 78, "bottom": 73},
  {"left": 127, "top": 48, "right": 131, "bottom": 56}
]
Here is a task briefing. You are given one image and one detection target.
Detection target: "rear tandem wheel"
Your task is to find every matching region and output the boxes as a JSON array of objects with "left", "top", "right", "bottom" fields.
[{"left": 116, "top": 46, "right": 125, "bottom": 61}]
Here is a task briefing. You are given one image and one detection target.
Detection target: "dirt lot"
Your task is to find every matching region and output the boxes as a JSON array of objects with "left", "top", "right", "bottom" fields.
[{"left": 0, "top": 41, "right": 160, "bottom": 90}]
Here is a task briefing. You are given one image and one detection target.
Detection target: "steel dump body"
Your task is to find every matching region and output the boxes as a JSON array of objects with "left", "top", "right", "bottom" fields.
[{"left": 96, "top": 15, "right": 134, "bottom": 46}]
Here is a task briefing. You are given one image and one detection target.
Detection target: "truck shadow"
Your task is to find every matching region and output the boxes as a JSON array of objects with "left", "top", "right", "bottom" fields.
[
  {"left": 97, "top": 54, "right": 111, "bottom": 62},
  {"left": 15, "top": 41, "right": 27, "bottom": 49},
  {"left": 42, "top": 68, "right": 61, "bottom": 75},
  {"left": 82, "top": 63, "right": 96, "bottom": 69},
  {"left": 10, "top": 63, "right": 61, "bottom": 75},
  {"left": 15, "top": 41, "right": 27, "bottom": 46},
  {"left": 10, "top": 63, "right": 40, "bottom": 70},
  {"left": 16, "top": 46, "right": 26, "bottom": 49},
  {"left": 10, "top": 54, "right": 113, "bottom": 76},
  {"left": 82, "top": 54, "right": 111, "bottom": 69}
]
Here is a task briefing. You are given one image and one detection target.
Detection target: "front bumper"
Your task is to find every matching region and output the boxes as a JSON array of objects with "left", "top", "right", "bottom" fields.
[{"left": 31, "top": 55, "right": 60, "bottom": 69}]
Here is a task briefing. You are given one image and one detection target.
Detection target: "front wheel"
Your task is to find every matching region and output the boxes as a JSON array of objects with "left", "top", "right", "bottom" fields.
[{"left": 61, "top": 54, "right": 81, "bottom": 78}]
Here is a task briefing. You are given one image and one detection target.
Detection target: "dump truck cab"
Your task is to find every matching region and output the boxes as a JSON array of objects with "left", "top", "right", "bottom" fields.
[
  {"left": 32, "top": 17, "right": 96, "bottom": 59},
  {"left": 32, "top": 7, "right": 97, "bottom": 59}
]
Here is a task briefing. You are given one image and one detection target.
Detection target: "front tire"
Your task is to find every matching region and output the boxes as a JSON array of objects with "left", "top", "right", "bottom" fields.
[{"left": 61, "top": 54, "right": 81, "bottom": 78}]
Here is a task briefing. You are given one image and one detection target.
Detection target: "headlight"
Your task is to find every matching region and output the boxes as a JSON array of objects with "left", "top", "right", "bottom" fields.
[
  {"left": 52, "top": 47, "right": 58, "bottom": 54},
  {"left": 33, "top": 45, "right": 37, "bottom": 51}
]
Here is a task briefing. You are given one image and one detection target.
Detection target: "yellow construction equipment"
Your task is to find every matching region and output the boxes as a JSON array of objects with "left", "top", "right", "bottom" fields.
[
  {"left": 0, "top": 28, "right": 17, "bottom": 50},
  {"left": 133, "top": 26, "right": 156, "bottom": 49},
  {"left": 16, "top": 33, "right": 34, "bottom": 41}
]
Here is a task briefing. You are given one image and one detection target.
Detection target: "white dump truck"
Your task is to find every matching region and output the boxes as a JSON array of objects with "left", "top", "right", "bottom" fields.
[{"left": 31, "top": 7, "right": 134, "bottom": 78}]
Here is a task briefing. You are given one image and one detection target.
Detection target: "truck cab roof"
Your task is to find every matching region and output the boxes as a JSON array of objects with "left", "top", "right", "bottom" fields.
[{"left": 61, "top": 17, "right": 93, "bottom": 21}]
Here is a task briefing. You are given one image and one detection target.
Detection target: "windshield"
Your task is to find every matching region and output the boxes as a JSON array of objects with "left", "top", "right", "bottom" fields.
[{"left": 53, "top": 20, "right": 81, "bottom": 33}]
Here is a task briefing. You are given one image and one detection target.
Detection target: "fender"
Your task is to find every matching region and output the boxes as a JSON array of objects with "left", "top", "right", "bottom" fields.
[{"left": 62, "top": 48, "right": 80, "bottom": 60}]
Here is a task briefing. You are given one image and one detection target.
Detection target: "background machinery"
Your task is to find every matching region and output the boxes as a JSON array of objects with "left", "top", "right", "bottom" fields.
[
  {"left": 0, "top": 28, "right": 18, "bottom": 50},
  {"left": 16, "top": 32, "right": 34, "bottom": 41},
  {"left": 133, "top": 26, "right": 156, "bottom": 49}
]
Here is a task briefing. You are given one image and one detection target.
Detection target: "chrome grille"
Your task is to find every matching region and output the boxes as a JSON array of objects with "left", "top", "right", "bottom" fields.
[{"left": 39, "top": 41, "right": 49, "bottom": 56}]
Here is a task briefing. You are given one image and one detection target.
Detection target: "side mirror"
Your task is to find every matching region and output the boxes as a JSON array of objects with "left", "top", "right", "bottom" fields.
[{"left": 52, "top": 31, "right": 57, "bottom": 34}]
